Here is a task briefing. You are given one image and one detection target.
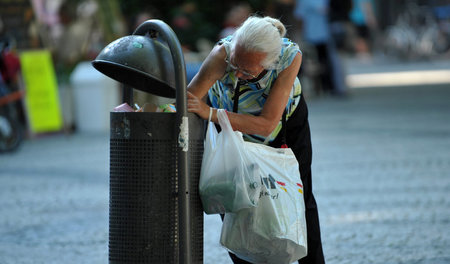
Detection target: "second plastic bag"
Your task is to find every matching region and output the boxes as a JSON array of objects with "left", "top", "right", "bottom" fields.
[
  {"left": 219, "top": 118, "right": 308, "bottom": 264},
  {"left": 199, "top": 109, "right": 261, "bottom": 214}
]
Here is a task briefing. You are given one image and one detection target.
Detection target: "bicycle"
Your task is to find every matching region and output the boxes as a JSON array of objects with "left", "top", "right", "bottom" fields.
[{"left": 383, "top": 2, "right": 450, "bottom": 60}]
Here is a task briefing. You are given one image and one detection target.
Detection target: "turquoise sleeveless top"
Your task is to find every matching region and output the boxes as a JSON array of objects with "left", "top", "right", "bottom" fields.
[{"left": 208, "top": 36, "right": 302, "bottom": 144}]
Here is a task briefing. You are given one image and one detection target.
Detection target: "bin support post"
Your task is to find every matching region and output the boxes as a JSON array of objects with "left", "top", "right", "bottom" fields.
[
  {"left": 133, "top": 20, "right": 191, "bottom": 264},
  {"left": 122, "top": 84, "right": 133, "bottom": 106}
]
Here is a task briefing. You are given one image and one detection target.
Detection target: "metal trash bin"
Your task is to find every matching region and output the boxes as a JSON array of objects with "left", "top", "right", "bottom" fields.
[
  {"left": 109, "top": 112, "right": 204, "bottom": 263},
  {"left": 92, "top": 20, "right": 204, "bottom": 263}
]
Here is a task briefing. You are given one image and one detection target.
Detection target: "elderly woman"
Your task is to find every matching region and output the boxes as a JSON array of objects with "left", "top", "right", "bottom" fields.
[{"left": 187, "top": 15, "right": 325, "bottom": 264}]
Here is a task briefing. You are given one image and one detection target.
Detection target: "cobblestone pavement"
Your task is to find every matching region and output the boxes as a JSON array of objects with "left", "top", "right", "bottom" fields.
[
  {"left": 0, "top": 84, "right": 449, "bottom": 264},
  {"left": 308, "top": 84, "right": 450, "bottom": 264}
]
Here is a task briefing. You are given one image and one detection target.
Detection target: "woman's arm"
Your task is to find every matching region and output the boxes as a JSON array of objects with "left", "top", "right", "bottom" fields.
[
  {"left": 187, "top": 44, "right": 227, "bottom": 98},
  {"left": 187, "top": 44, "right": 227, "bottom": 120}
]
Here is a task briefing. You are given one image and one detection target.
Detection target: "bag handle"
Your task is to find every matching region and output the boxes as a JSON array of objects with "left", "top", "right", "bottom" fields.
[
  {"left": 208, "top": 107, "right": 213, "bottom": 123},
  {"left": 217, "top": 109, "right": 233, "bottom": 133}
]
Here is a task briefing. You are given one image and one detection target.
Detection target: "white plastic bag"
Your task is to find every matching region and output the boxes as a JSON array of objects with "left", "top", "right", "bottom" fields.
[
  {"left": 199, "top": 109, "right": 261, "bottom": 214},
  {"left": 219, "top": 125, "right": 308, "bottom": 263}
]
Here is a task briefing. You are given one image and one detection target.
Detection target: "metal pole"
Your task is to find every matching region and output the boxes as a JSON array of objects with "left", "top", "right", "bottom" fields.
[
  {"left": 122, "top": 84, "right": 133, "bottom": 106},
  {"left": 133, "top": 20, "right": 191, "bottom": 264}
]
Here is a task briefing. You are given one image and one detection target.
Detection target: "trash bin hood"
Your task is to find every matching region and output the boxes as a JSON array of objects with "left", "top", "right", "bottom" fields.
[{"left": 92, "top": 35, "right": 176, "bottom": 98}]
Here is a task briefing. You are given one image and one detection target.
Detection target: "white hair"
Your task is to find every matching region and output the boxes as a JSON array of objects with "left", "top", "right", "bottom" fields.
[{"left": 231, "top": 16, "right": 286, "bottom": 69}]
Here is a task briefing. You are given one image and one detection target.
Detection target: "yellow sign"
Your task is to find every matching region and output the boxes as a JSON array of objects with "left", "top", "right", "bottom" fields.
[{"left": 20, "top": 50, "right": 63, "bottom": 133}]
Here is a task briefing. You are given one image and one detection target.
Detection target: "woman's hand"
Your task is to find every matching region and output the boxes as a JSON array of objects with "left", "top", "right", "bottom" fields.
[{"left": 187, "top": 91, "right": 210, "bottom": 120}]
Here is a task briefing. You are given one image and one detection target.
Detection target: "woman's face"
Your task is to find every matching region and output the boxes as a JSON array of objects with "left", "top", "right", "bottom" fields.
[{"left": 228, "top": 45, "right": 266, "bottom": 80}]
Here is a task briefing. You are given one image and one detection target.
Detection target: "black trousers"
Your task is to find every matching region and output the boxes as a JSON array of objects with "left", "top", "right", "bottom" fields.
[
  {"left": 223, "top": 96, "right": 325, "bottom": 264},
  {"left": 317, "top": 43, "right": 335, "bottom": 93}
]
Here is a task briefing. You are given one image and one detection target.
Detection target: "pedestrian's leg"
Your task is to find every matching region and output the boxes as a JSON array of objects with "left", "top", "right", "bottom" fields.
[
  {"left": 315, "top": 43, "right": 333, "bottom": 94},
  {"left": 327, "top": 41, "right": 347, "bottom": 96}
]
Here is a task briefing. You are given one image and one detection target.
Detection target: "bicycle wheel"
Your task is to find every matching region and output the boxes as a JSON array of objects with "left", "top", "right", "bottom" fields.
[{"left": 0, "top": 113, "right": 22, "bottom": 152}]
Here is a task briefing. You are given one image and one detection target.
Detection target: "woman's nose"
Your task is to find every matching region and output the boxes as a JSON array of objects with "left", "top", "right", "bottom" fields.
[
  {"left": 235, "top": 70, "right": 248, "bottom": 79},
  {"left": 235, "top": 71, "right": 244, "bottom": 78}
]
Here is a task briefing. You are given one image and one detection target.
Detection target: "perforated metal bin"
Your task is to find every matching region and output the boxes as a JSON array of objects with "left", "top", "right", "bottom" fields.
[
  {"left": 109, "top": 112, "right": 204, "bottom": 263},
  {"left": 92, "top": 19, "right": 204, "bottom": 264}
]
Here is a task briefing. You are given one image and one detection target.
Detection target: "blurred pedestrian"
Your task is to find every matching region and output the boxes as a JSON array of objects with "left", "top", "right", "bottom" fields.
[
  {"left": 349, "top": 0, "right": 378, "bottom": 58},
  {"left": 294, "top": 0, "right": 347, "bottom": 96},
  {"left": 187, "top": 15, "right": 325, "bottom": 264}
]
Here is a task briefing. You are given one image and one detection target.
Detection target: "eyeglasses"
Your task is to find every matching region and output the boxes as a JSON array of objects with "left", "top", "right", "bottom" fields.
[{"left": 225, "top": 58, "right": 259, "bottom": 79}]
